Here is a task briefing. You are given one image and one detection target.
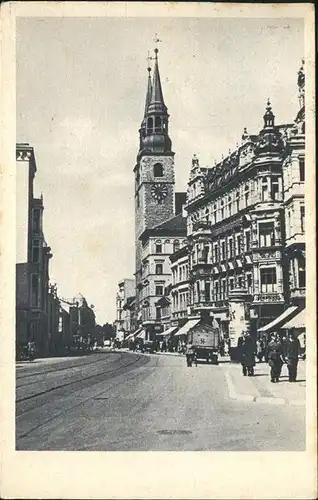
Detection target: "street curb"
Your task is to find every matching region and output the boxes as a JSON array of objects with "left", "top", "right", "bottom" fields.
[
  {"left": 255, "top": 396, "right": 285, "bottom": 405},
  {"left": 289, "top": 399, "right": 306, "bottom": 406},
  {"left": 224, "top": 371, "right": 305, "bottom": 407}
]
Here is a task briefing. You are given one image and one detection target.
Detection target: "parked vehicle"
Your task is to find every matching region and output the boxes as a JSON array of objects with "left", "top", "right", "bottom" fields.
[
  {"left": 143, "top": 340, "right": 156, "bottom": 353},
  {"left": 187, "top": 321, "right": 220, "bottom": 364}
]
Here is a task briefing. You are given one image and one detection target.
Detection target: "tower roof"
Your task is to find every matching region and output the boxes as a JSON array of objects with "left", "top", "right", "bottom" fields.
[
  {"left": 143, "top": 67, "right": 152, "bottom": 119},
  {"left": 147, "top": 49, "right": 167, "bottom": 115}
]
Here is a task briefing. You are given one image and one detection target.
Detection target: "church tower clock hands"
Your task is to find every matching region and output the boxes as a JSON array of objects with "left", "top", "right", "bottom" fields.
[{"left": 134, "top": 48, "right": 175, "bottom": 311}]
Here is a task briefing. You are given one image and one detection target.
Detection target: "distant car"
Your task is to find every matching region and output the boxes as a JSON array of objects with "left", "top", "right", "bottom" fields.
[{"left": 104, "top": 340, "right": 111, "bottom": 347}]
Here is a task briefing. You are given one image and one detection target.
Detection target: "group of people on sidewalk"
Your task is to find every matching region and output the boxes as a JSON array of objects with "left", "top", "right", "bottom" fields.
[{"left": 239, "top": 331, "right": 301, "bottom": 383}]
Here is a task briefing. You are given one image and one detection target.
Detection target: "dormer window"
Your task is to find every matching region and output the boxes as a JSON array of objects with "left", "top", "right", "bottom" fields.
[{"left": 154, "top": 163, "right": 163, "bottom": 177}]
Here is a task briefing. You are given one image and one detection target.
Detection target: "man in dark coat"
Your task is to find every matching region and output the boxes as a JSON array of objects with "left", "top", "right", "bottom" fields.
[
  {"left": 285, "top": 332, "right": 301, "bottom": 382},
  {"left": 267, "top": 333, "right": 284, "bottom": 383},
  {"left": 240, "top": 333, "right": 256, "bottom": 376}
]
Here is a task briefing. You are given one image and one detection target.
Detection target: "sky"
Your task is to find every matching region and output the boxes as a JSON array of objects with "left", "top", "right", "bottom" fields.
[{"left": 16, "top": 16, "right": 304, "bottom": 324}]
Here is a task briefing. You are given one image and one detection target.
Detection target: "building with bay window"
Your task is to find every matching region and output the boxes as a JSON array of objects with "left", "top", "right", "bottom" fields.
[{"left": 186, "top": 61, "right": 306, "bottom": 348}]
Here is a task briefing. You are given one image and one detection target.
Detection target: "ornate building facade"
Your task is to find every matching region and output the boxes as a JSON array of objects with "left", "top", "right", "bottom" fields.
[
  {"left": 185, "top": 61, "right": 306, "bottom": 355},
  {"left": 282, "top": 60, "right": 306, "bottom": 310}
]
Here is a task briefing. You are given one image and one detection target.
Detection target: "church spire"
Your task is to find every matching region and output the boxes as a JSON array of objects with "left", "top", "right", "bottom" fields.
[
  {"left": 138, "top": 47, "right": 172, "bottom": 155},
  {"left": 143, "top": 58, "right": 152, "bottom": 118},
  {"left": 147, "top": 48, "right": 167, "bottom": 115}
]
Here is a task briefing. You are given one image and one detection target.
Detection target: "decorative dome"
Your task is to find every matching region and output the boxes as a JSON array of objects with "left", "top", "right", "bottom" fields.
[{"left": 255, "top": 100, "right": 284, "bottom": 156}]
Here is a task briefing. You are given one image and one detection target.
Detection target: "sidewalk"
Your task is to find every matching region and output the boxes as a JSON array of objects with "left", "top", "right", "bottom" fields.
[{"left": 222, "top": 358, "right": 306, "bottom": 406}]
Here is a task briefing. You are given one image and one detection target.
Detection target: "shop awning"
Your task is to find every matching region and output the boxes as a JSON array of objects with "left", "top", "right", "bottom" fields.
[
  {"left": 245, "top": 255, "right": 253, "bottom": 265},
  {"left": 228, "top": 262, "right": 234, "bottom": 271},
  {"left": 213, "top": 266, "right": 219, "bottom": 274},
  {"left": 258, "top": 306, "right": 298, "bottom": 333},
  {"left": 236, "top": 259, "right": 243, "bottom": 268},
  {"left": 156, "top": 326, "right": 177, "bottom": 338},
  {"left": 282, "top": 309, "right": 306, "bottom": 330},
  {"left": 174, "top": 319, "right": 200, "bottom": 337},
  {"left": 220, "top": 264, "right": 226, "bottom": 273},
  {"left": 136, "top": 329, "right": 146, "bottom": 340},
  {"left": 125, "top": 327, "right": 142, "bottom": 341}
]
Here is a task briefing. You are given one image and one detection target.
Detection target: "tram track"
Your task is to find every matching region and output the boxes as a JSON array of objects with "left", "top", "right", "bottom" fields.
[
  {"left": 16, "top": 353, "right": 144, "bottom": 408},
  {"left": 16, "top": 352, "right": 124, "bottom": 387},
  {"left": 16, "top": 364, "right": 148, "bottom": 441}
]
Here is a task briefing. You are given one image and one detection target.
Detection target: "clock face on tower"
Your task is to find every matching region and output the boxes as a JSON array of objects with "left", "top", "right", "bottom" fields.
[{"left": 151, "top": 183, "right": 168, "bottom": 203}]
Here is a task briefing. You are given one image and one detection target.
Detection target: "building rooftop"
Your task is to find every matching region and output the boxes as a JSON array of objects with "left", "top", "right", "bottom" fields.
[{"left": 140, "top": 213, "right": 187, "bottom": 242}]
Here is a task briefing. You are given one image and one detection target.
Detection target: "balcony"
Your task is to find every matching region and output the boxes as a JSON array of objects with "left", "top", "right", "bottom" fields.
[{"left": 253, "top": 293, "right": 284, "bottom": 303}]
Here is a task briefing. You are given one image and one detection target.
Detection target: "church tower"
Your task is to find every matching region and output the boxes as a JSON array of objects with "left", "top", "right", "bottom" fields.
[{"left": 134, "top": 48, "right": 175, "bottom": 311}]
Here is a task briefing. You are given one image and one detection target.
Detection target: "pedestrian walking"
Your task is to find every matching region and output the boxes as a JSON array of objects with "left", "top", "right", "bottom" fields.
[
  {"left": 256, "top": 338, "right": 265, "bottom": 363},
  {"left": 267, "top": 333, "right": 284, "bottom": 383},
  {"left": 219, "top": 338, "right": 225, "bottom": 357},
  {"left": 185, "top": 344, "right": 194, "bottom": 367},
  {"left": 240, "top": 333, "right": 256, "bottom": 376},
  {"left": 285, "top": 332, "right": 301, "bottom": 382}
]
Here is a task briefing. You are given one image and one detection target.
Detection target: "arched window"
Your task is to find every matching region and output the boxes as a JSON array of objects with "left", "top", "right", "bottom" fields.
[
  {"left": 155, "top": 116, "right": 162, "bottom": 132},
  {"left": 147, "top": 117, "right": 153, "bottom": 133},
  {"left": 205, "top": 208, "right": 210, "bottom": 223},
  {"left": 173, "top": 240, "right": 180, "bottom": 253},
  {"left": 154, "top": 163, "right": 163, "bottom": 177}
]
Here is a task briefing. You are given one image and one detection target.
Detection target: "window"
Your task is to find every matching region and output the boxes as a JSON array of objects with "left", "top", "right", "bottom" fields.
[
  {"left": 33, "top": 209, "right": 41, "bottom": 232},
  {"left": 271, "top": 176, "right": 280, "bottom": 201},
  {"left": 214, "top": 243, "right": 219, "bottom": 262},
  {"left": 299, "top": 158, "right": 305, "bottom": 182},
  {"left": 259, "top": 222, "right": 275, "bottom": 247},
  {"left": 261, "top": 177, "right": 269, "bottom": 202},
  {"left": 228, "top": 238, "right": 234, "bottom": 258},
  {"left": 154, "top": 163, "right": 163, "bottom": 177},
  {"left": 245, "top": 231, "right": 251, "bottom": 252},
  {"left": 220, "top": 200, "right": 224, "bottom": 220},
  {"left": 212, "top": 204, "right": 217, "bottom": 224},
  {"left": 196, "top": 282, "right": 200, "bottom": 302},
  {"left": 244, "top": 183, "right": 249, "bottom": 207},
  {"left": 136, "top": 192, "right": 140, "bottom": 208},
  {"left": 221, "top": 241, "right": 226, "bottom": 260},
  {"left": 156, "top": 307, "right": 161, "bottom": 320},
  {"left": 235, "top": 191, "right": 240, "bottom": 212},
  {"left": 205, "top": 282, "right": 211, "bottom": 302},
  {"left": 155, "top": 285, "right": 164, "bottom": 296},
  {"left": 237, "top": 276, "right": 244, "bottom": 289},
  {"left": 31, "top": 274, "right": 39, "bottom": 307},
  {"left": 298, "top": 257, "right": 306, "bottom": 288},
  {"left": 228, "top": 196, "right": 232, "bottom": 216},
  {"left": 173, "top": 240, "right": 180, "bottom": 253},
  {"left": 300, "top": 206, "right": 305, "bottom": 233},
  {"left": 221, "top": 279, "right": 226, "bottom": 299},
  {"left": 147, "top": 117, "right": 153, "bottom": 133},
  {"left": 155, "top": 116, "right": 162, "bottom": 133},
  {"left": 214, "top": 281, "right": 219, "bottom": 301},
  {"left": 205, "top": 208, "right": 210, "bottom": 223},
  {"left": 229, "top": 278, "right": 234, "bottom": 291},
  {"left": 246, "top": 274, "right": 252, "bottom": 293},
  {"left": 155, "top": 263, "right": 163, "bottom": 275},
  {"left": 260, "top": 267, "right": 277, "bottom": 293},
  {"left": 236, "top": 235, "right": 242, "bottom": 255},
  {"left": 32, "top": 239, "right": 40, "bottom": 263},
  {"left": 155, "top": 243, "right": 162, "bottom": 254}
]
